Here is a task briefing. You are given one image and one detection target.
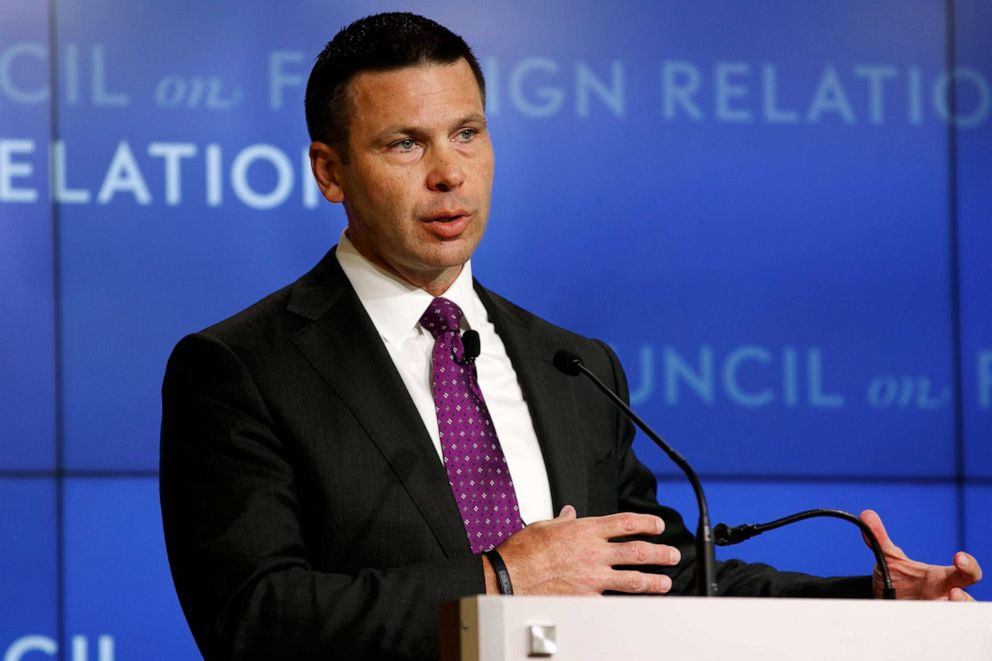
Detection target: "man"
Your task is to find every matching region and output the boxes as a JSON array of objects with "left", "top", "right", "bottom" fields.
[{"left": 160, "top": 12, "right": 981, "bottom": 660}]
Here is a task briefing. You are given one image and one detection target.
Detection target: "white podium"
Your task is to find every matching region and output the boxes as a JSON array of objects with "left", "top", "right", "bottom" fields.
[{"left": 440, "top": 595, "right": 992, "bottom": 660}]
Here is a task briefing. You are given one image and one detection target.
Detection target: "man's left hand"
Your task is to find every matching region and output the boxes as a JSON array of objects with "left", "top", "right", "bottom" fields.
[{"left": 860, "top": 509, "right": 982, "bottom": 601}]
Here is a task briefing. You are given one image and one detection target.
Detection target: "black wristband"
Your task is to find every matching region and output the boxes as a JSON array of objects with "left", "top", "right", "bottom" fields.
[{"left": 483, "top": 549, "right": 513, "bottom": 595}]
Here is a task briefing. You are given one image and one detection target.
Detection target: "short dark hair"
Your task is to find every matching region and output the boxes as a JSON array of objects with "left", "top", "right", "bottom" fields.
[{"left": 304, "top": 12, "right": 486, "bottom": 156}]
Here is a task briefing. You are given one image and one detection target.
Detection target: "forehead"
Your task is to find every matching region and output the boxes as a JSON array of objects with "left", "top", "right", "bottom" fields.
[{"left": 346, "top": 59, "right": 484, "bottom": 130}]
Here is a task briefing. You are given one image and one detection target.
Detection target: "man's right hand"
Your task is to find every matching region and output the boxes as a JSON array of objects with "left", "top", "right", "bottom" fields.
[{"left": 485, "top": 504, "right": 681, "bottom": 595}]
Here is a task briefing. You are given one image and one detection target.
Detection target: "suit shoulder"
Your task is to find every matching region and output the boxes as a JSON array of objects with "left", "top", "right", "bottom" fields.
[
  {"left": 479, "top": 286, "right": 616, "bottom": 362},
  {"left": 164, "top": 279, "right": 292, "bottom": 363},
  {"left": 176, "top": 248, "right": 344, "bottom": 356},
  {"left": 162, "top": 283, "right": 295, "bottom": 382},
  {"left": 200, "top": 282, "right": 297, "bottom": 344},
  {"left": 478, "top": 284, "right": 630, "bottom": 412}
]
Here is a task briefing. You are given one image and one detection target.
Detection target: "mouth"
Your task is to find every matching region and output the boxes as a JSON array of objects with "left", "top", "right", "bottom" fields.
[
  {"left": 423, "top": 209, "right": 470, "bottom": 223},
  {"left": 421, "top": 210, "right": 472, "bottom": 239}
]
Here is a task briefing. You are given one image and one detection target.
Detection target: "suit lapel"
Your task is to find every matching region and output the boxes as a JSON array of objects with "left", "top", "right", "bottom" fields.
[
  {"left": 287, "top": 250, "right": 471, "bottom": 557},
  {"left": 476, "top": 285, "right": 591, "bottom": 516}
]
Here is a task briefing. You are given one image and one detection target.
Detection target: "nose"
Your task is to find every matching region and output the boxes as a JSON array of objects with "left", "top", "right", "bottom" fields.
[{"left": 426, "top": 145, "right": 465, "bottom": 192}]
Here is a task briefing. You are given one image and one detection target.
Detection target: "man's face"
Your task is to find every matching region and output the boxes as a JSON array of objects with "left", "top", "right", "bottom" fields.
[{"left": 312, "top": 58, "right": 494, "bottom": 294}]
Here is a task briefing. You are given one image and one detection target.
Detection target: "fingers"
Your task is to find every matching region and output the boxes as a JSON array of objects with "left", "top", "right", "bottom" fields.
[
  {"left": 606, "top": 570, "right": 673, "bottom": 594},
  {"left": 951, "top": 551, "right": 983, "bottom": 587},
  {"left": 859, "top": 509, "right": 906, "bottom": 559},
  {"left": 595, "top": 511, "right": 665, "bottom": 538},
  {"left": 949, "top": 587, "right": 976, "bottom": 602},
  {"left": 609, "top": 540, "right": 681, "bottom": 567},
  {"left": 499, "top": 508, "right": 679, "bottom": 596}
]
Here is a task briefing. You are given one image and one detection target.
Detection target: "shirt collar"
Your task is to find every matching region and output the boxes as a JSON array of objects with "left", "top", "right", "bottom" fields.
[{"left": 335, "top": 230, "right": 485, "bottom": 347}]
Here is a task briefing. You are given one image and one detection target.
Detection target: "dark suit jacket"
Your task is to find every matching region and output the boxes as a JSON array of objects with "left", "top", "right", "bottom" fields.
[{"left": 160, "top": 248, "right": 870, "bottom": 660}]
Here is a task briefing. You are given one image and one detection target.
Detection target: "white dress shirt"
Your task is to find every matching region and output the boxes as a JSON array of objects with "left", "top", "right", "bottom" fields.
[{"left": 335, "top": 232, "right": 554, "bottom": 525}]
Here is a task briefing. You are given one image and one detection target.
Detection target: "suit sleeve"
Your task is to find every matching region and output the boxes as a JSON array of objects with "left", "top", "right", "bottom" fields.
[
  {"left": 593, "top": 340, "right": 873, "bottom": 599},
  {"left": 160, "top": 332, "right": 483, "bottom": 660}
]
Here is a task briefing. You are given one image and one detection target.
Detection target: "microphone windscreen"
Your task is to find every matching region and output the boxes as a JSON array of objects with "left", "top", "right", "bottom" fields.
[
  {"left": 553, "top": 350, "right": 584, "bottom": 376},
  {"left": 712, "top": 523, "right": 733, "bottom": 546}
]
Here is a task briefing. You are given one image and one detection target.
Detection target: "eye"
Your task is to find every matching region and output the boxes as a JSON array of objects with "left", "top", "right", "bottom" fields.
[
  {"left": 456, "top": 128, "right": 477, "bottom": 142},
  {"left": 394, "top": 138, "right": 416, "bottom": 151}
]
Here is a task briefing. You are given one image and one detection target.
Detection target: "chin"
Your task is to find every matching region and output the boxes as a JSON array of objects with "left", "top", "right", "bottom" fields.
[
  {"left": 428, "top": 240, "right": 478, "bottom": 264},
  {"left": 420, "top": 256, "right": 470, "bottom": 273}
]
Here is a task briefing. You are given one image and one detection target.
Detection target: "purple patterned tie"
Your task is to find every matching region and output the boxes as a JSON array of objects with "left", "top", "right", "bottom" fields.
[{"left": 419, "top": 297, "right": 524, "bottom": 554}]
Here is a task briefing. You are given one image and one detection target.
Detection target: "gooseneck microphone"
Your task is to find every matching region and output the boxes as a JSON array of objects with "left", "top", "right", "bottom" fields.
[
  {"left": 462, "top": 330, "right": 481, "bottom": 362},
  {"left": 714, "top": 508, "right": 896, "bottom": 599},
  {"left": 553, "top": 349, "right": 717, "bottom": 597}
]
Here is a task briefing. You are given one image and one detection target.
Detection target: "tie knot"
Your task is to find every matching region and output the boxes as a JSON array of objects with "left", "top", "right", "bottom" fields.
[{"left": 419, "top": 297, "right": 463, "bottom": 338}]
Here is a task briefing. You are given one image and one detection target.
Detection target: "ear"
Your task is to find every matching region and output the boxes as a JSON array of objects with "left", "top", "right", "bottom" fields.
[{"left": 309, "top": 141, "right": 346, "bottom": 204}]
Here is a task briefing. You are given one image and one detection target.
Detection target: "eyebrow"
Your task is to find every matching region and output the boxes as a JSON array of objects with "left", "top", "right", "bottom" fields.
[
  {"left": 456, "top": 112, "right": 488, "bottom": 128},
  {"left": 374, "top": 113, "right": 489, "bottom": 143}
]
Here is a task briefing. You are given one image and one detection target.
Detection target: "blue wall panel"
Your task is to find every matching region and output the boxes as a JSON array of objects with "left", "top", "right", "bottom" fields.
[
  {"left": 0, "top": 0, "right": 55, "bottom": 469},
  {"left": 965, "top": 486, "right": 992, "bottom": 601},
  {"left": 53, "top": 0, "right": 342, "bottom": 470},
  {"left": 957, "top": 0, "right": 992, "bottom": 477},
  {"left": 0, "top": 480, "right": 57, "bottom": 653},
  {"left": 63, "top": 479, "right": 199, "bottom": 658}
]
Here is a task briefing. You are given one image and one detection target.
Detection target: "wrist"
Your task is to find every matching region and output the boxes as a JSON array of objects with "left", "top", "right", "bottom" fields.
[{"left": 482, "top": 553, "right": 499, "bottom": 594}]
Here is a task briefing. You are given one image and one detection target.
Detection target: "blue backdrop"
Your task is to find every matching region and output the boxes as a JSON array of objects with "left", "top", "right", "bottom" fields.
[{"left": 1, "top": 1, "right": 989, "bottom": 656}]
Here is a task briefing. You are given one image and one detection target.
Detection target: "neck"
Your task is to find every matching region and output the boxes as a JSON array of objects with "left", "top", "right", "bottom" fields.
[
  {"left": 417, "top": 270, "right": 461, "bottom": 297},
  {"left": 345, "top": 230, "right": 463, "bottom": 297}
]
